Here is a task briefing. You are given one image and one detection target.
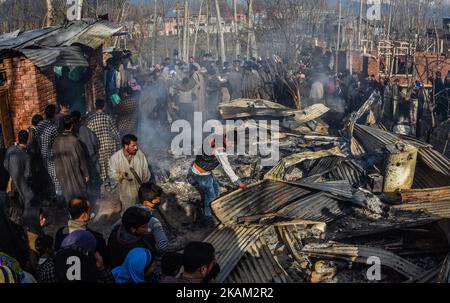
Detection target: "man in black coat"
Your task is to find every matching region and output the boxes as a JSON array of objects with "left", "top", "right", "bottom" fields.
[
  {"left": 54, "top": 197, "right": 109, "bottom": 267},
  {"left": 3, "top": 130, "right": 35, "bottom": 209}
]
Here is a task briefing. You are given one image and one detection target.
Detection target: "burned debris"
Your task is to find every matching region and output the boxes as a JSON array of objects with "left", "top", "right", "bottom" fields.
[
  {"left": 197, "top": 93, "right": 450, "bottom": 284},
  {"left": 1, "top": 0, "right": 450, "bottom": 287}
]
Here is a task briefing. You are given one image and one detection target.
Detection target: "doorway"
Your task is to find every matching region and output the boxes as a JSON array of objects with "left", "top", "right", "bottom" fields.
[
  {"left": 55, "top": 66, "right": 89, "bottom": 116},
  {"left": 0, "top": 89, "right": 14, "bottom": 147}
]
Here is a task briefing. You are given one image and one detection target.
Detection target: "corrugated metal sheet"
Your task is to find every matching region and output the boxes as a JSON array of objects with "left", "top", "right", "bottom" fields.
[
  {"left": 400, "top": 186, "right": 450, "bottom": 204},
  {"left": 0, "top": 20, "right": 121, "bottom": 68},
  {"left": 430, "top": 120, "right": 450, "bottom": 159},
  {"left": 0, "top": 29, "right": 20, "bottom": 42},
  {"left": 19, "top": 46, "right": 88, "bottom": 69},
  {"left": 212, "top": 180, "right": 347, "bottom": 226},
  {"left": 19, "top": 48, "right": 61, "bottom": 68},
  {"left": 33, "top": 22, "right": 91, "bottom": 47},
  {"left": 276, "top": 192, "right": 346, "bottom": 223},
  {"left": 65, "top": 20, "right": 122, "bottom": 49},
  {"left": 326, "top": 211, "right": 440, "bottom": 240},
  {"left": 302, "top": 157, "right": 367, "bottom": 188},
  {"left": 301, "top": 243, "right": 426, "bottom": 280},
  {"left": 413, "top": 161, "right": 450, "bottom": 188},
  {"left": 226, "top": 238, "right": 292, "bottom": 283},
  {"left": 55, "top": 46, "right": 89, "bottom": 67},
  {"left": 296, "top": 180, "right": 354, "bottom": 199},
  {"left": 219, "top": 99, "right": 293, "bottom": 119},
  {"left": 264, "top": 147, "right": 345, "bottom": 181},
  {"left": 203, "top": 224, "right": 270, "bottom": 283},
  {"left": 0, "top": 27, "right": 58, "bottom": 50},
  {"left": 212, "top": 180, "right": 313, "bottom": 225},
  {"left": 293, "top": 104, "right": 330, "bottom": 124},
  {"left": 393, "top": 200, "right": 450, "bottom": 218}
]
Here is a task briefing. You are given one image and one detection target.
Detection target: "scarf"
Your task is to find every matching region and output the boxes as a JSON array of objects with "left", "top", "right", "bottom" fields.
[
  {"left": 68, "top": 219, "right": 88, "bottom": 234},
  {"left": 112, "top": 248, "right": 151, "bottom": 283}
]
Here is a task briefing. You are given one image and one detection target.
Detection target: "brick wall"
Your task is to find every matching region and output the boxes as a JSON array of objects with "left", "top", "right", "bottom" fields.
[
  {"left": 0, "top": 55, "right": 56, "bottom": 135},
  {"left": 85, "top": 46, "right": 105, "bottom": 112},
  {"left": 351, "top": 50, "right": 450, "bottom": 85}
]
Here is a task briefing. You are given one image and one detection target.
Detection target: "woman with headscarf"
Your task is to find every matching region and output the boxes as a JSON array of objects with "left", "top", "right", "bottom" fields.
[{"left": 112, "top": 248, "right": 154, "bottom": 283}]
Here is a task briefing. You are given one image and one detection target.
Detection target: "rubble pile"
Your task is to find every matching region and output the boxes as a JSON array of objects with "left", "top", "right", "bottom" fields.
[{"left": 199, "top": 97, "right": 450, "bottom": 283}]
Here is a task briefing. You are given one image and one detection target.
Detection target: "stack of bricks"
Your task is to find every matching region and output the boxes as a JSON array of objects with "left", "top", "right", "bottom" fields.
[{"left": 0, "top": 55, "right": 56, "bottom": 135}]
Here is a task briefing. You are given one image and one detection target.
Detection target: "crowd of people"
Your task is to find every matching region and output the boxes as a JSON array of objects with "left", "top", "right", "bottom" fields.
[{"left": 1, "top": 48, "right": 449, "bottom": 284}]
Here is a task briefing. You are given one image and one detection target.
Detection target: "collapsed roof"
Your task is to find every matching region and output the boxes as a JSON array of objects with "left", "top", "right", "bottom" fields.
[{"left": 203, "top": 96, "right": 450, "bottom": 283}]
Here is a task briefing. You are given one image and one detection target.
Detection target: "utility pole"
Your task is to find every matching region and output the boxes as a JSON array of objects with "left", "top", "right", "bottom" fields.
[{"left": 336, "top": 0, "right": 342, "bottom": 75}]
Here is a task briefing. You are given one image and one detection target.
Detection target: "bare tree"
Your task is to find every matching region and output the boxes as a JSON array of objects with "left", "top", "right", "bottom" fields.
[
  {"left": 233, "top": 0, "right": 240, "bottom": 58},
  {"left": 247, "top": 0, "right": 257, "bottom": 58},
  {"left": 192, "top": 0, "right": 204, "bottom": 58},
  {"left": 177, "top": 0, "right": 181, "bottom": 57},
  {"left": 45, "top": 0, "right": 53, "bottom": 27},
  {"left": 215, "top": 0, "right": 226, "bottom": 63},
  {"left": 206, "top": 0, "right": 210, "bottom": 53},
  {"left": 152, "top": 0, "right": 158, "bottom": 66},
  {"left": 182, "top": 0, "right": 189, "bottom": 61}
]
